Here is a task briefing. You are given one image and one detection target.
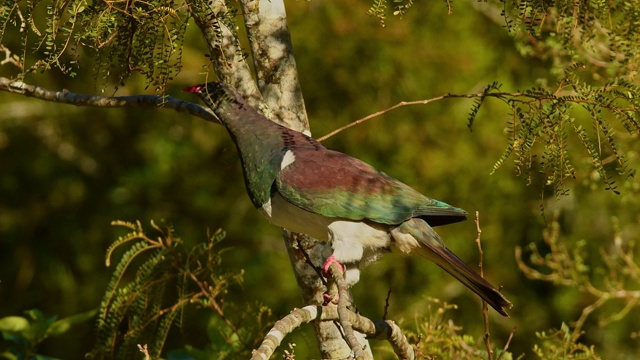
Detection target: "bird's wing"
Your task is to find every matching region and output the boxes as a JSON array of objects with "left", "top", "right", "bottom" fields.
[{"left": 275, "top": 148, "right": 467, "bottom": 225}]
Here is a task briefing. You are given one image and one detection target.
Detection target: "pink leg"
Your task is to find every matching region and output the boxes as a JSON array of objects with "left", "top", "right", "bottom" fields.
[
  {"left": 322, "top": 255, "right": 345, "bottom": 305},
  {"left": 322, "top": 255, "right": 345, "bottom": 278}
]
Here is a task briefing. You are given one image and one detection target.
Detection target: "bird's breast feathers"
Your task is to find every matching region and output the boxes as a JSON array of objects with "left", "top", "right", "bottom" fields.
[{"left": 259, "top": 191, "right": 392, "bottom": 264}]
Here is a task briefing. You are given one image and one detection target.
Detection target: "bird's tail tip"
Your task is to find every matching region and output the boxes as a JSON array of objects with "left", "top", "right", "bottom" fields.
[
  {"left": 398, "top": 219, "right": 513, "bottom": 316},
  {"left": 486, "top": 288, "right": 513, "bottom": 317}
]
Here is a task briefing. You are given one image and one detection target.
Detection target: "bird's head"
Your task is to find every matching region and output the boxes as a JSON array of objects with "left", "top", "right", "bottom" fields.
[{"left": 183, "top": 82, "right": 242, "bottom": 110}]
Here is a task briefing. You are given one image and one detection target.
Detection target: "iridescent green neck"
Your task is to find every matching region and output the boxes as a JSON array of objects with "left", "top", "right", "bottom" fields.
[{"left": 216, "top": 102, "right": 286, "bottom": 207}]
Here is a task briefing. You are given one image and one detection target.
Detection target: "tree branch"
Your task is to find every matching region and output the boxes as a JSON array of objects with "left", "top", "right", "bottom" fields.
[
  {"left": 184, "top": 0, "right": 263, "bottom": 106},
  {"left": 0, "top": 45, "right": 23, "bottom": 70},
  {"left": 286, "top": 232, "right": 369, "bottom": 358},
  {"left": 316, "top": 92, "right": 524, "bottom": 142},
  {"left": 0, "top": 77, "right": 219, "bottom": 123},
  {"left": 251, "top": 305, "right": 414, "bottom": 360},
  {"left": 229, "top": 3, "right": 358, "bottom": 355},
  {"left": 240, "top": 0, "right": 310, "bottom": 133},
  {"left": 328, "top": 262, "right": 370, "bottom": 360}
]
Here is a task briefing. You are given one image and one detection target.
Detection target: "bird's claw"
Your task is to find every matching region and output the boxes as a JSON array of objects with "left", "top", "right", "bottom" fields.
[{"left": 322, "top": 292, "right": 339, "bottom": 305}]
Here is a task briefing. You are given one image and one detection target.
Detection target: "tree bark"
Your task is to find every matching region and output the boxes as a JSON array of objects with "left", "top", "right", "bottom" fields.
[{"left": 187, "top": 0, "right": 371, "bottom": 357}]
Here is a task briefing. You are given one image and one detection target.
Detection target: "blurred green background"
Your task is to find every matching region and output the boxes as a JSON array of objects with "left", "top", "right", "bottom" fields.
[{"left": 1, "top": 1, "right": 639, "bottom": 358}]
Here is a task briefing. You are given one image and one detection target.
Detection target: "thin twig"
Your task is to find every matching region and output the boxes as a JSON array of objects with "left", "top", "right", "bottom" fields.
[
  {"left": 475, "top": 211, "right": 485, "bottom": 278},
  {"left": 315, "top": 83, "right": 612, "bottom": 142},
  {"left": 0, "top": 77, "right": 219, "bottom": 123},
  {"left": 383, "top": 289, "right": 392, "bottom": 320},
  {"left": 496, "top": 328, "right": 516, "bottom": 360},
  {"left": 185, "top": 270, "right": 251, "bottom": 348},
  {"left": 316, "top": 92, "right": 525, "bottom": 142},
  {"left": 137, "top": 344, "right": 150, "bottom": 360},
  {"left": 475, "top": 211, "right": 494, "bottom": 360},
  {"left": 0, "top": 45, "right": 23, "bottom": 69}
]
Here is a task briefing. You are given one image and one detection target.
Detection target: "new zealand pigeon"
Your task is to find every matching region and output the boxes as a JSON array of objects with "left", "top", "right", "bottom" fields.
[{"left": 184, "top": 82, "right": 512, "bottom": 316}]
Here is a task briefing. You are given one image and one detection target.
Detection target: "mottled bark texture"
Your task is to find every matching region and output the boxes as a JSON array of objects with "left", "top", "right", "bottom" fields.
[{"left": 185, "top": 0, "right": 369, "bottom": 357}]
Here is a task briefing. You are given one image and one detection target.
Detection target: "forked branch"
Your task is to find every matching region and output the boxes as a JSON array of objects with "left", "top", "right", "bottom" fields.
[{"left": 251, "top": 304, "right": 414, "bottom": 360}]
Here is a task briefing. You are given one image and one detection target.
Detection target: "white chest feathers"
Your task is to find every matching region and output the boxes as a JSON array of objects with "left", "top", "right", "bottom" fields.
[{"left": 258, "top": 192, "right": 333, "bottom": 241}]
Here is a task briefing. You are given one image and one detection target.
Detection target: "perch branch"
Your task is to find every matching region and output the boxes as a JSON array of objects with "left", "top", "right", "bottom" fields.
[
  {"left": 288, "top": 234, "right": 365, "bottom": 359},
  {"left": 250, "top": 305, "right": 414, "bottom": 360},
  {"left": 327, "top": 262, "right": 369, "bottom": 360}
]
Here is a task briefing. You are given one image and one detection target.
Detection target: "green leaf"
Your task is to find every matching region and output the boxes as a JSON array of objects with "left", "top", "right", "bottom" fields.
[
  {"left": 23, "top": 310, "right": 56, "bottom": 340},
  {"left": 0, "top": 351, "right": 19, "bottom": 360},
  {"left": 47, "top": 309, "right": 97, "bottom": 337},
  {"left": 33, "top": 355, "right": 62, "bottom": 360},
  {"left": 0, "top": 316, "right": 30, "bottom": 334},
  {"left": 24, "top": 309, "right": 46, "bottom": 322}
]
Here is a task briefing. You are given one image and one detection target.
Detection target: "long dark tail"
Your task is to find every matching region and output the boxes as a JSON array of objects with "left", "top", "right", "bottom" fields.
[{"left": 393, "top": 219, "right": 512, "bottom": 316}]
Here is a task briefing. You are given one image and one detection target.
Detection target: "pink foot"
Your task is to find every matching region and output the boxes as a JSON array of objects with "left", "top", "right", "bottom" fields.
[
  {"left": 322, "top": 255, "right": 345, "bottom": 278},
  {"left": 322, "top": 292, "right": 338, "bottom": 305},
  {"left": 322, "top": 256, "right": 345, "bottom": 305}
]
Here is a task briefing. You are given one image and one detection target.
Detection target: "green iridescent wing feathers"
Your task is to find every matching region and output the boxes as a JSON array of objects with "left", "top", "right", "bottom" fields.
[{"left": 275, "top": 148, "right": 467, "bottom": 226}]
